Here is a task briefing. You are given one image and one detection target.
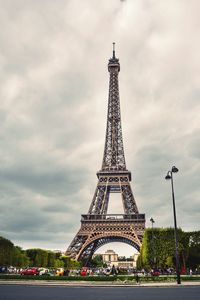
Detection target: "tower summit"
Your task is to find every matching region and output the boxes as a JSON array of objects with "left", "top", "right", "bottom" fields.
[
  {"left": 66, "top": 45, "right": 145, "bottom": 265},
  {"left": 102, "top": 42, "right": 124, "bottom": 171}
]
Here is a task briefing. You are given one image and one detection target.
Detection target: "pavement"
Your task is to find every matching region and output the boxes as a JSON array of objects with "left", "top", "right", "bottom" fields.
[{"left": 0, "top": 280, "right": 200, "bottom": 287}]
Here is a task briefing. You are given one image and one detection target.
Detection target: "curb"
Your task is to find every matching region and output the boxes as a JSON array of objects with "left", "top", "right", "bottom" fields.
[{"left": 0, "top": 280, "right": 200, "bottom": 288}]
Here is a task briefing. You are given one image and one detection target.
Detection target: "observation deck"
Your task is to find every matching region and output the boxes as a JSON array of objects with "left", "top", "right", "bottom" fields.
[{"left": 81, "top": 214, "right": 145, "bottom": 223}]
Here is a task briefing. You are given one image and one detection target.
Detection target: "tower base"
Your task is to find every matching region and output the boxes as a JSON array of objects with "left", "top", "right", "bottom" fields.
[{"left": 66, "top": 214, "right": 145, "bottom": 266}]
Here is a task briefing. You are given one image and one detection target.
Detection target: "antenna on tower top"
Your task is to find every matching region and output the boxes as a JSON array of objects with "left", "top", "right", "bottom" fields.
[{"left": 113, "top": 42, "right": 116, "bottom": 58}]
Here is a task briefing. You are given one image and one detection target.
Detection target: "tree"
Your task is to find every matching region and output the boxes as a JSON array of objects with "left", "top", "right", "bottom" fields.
[
  {"left": 26, "top": 249, "right": 58, "bottom": 267},
  {"left": 137, "top": 228, "right": 190, "bottom": 270},
  {"left": 0, "top": 236, "right": 14, "bottom": 266},
  {"left": 0, "top": 237, "right": 30, "bottom": 267},
  {"left": 90, "top": 255, "right": 103, "bottom": 267},
  {"left": 47, "top": 251, "right": 57, "bottom": 267},
  {"left": 0, "top": 236, "right": 81, "bottom": 269},
  {"left": 187, "top": 231, "right": 200, "bottom": 269},
  {"left": 12, "top": 246, "right": 29, "bottom": 267},
  {"left": 60, "top": 256, "right": 71, "bottom": 269}
]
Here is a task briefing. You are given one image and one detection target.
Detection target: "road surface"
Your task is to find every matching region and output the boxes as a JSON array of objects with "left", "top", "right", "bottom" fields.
[{"left": 0, "top": 285, "right": 200, "bottom": 300}]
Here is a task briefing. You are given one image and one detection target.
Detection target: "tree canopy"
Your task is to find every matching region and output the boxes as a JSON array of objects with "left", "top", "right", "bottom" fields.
[
  {"left": 137, "top": 228, "right": 200, "bottom": 271},
  {"left": 0, "top": 236, "right": 81, "bottom": 269}
]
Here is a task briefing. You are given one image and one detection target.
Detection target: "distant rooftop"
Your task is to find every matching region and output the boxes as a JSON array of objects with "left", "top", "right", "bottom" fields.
[{"left": 105, "top": 249, "right": 116, "bottom": 254}]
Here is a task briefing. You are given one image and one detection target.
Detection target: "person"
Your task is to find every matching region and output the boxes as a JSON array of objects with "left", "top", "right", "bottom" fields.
[
  {"left": 135, "top": 273, "right": 140, "bottom": 284},
  {"left": 64, "top": 269, "right": 69, "bottom": 276},
  {"left": 111, "top": 265, "right": 117, "bottom": 275},
  {"left": 190, "top": 269, "right": 193, "bottom": 276}
]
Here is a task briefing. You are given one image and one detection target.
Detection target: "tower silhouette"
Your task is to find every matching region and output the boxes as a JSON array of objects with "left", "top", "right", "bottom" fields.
[{"left": 66, "top": 44, "right": 145, "bottom": 265}]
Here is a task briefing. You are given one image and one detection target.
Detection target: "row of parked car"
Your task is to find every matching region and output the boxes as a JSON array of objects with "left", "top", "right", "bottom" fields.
[
  {"left": 0, "top": 266, "right": 68, "bottom": 276},
  {"left": 0, "top": 266, "right": 163, "bottom": 277},
  {"left": 1, "top": 266, "right": 113, "bottom": 277},
  {"left": 20, "top": 267, "right": 68, "bottom": 276}
]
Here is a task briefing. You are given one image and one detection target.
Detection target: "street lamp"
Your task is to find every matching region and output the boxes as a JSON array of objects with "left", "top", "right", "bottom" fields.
[
  {"left": 150, "top": 217, "right": 155, "bottom": 228},
  {"left": 165, "top": 166, "right": 181, "bottom": 284},
  {"left": 150, "top": 218, "right": 155, "bottom": 267}
]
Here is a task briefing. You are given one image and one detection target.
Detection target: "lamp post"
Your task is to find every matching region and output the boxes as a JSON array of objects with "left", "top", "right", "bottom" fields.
[
  {"left": 150, "top": 217, "right": 155, "bottom": 229},
  {"left": 165, "top": 166, "right": 181, "bottom": 284},
  {"left": 150, "top": 217, "right": 155, "bottom": 267}
]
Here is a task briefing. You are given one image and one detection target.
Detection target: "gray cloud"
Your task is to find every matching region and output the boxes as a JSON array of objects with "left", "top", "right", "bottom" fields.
[{"left": 0, "top": 0, "right": 199, "bottom": 255}]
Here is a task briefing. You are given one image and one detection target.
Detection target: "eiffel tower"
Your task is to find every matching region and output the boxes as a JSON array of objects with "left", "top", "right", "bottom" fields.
[{"left": 66, "top": 44, "right": 145, "bottom": 265}]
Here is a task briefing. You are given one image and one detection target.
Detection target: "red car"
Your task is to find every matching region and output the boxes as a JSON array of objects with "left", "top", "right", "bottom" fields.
[
  {"left": 21, "top": 268, "right": 39, "bottom": 276},
  {"left": 80, "top": 267, "right": 88, "bottom": 276},
  {"left": 151, "top": 270, "right": 161, "bottom": 276}
]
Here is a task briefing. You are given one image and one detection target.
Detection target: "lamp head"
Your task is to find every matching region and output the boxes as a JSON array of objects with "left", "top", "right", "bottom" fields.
[
  {"left": 172, "top": 166, "right": 179, "bottom": 173},
  {"left": 150, "top": 217, "right": 155, "bottom": 223},
  {"left": 165, "top": 173, "right": 171, "bottom": 180}
]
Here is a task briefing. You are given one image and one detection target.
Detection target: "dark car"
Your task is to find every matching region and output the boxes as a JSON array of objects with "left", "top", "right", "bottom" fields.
[
  {"left": 0, "top": 266, "right": 8, "bottom": 273},
  {"left": 21, "top": 268, "right": 39, "bottom": 276}
]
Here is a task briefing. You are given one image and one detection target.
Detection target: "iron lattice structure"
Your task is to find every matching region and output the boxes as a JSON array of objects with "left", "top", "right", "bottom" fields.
[{"left": 66, "top": 45, "right": 145, "bottom": 265}]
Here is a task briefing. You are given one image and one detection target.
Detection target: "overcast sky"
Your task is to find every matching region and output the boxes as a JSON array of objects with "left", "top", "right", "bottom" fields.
[{"left": 0, "top": 0, "right": 199, "bottom": 256}]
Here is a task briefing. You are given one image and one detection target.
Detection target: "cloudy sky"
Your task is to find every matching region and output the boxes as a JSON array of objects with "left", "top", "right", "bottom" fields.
[{"left": 0, "top": 0, "right": 199, "bottom": 256}]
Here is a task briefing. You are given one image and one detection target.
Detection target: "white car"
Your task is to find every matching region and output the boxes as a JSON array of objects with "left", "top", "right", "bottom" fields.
[{"left": 38, "top": 268, "right": 49, "bottom": 275}]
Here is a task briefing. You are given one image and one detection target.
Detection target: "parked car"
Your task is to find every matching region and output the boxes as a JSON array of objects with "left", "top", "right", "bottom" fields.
[
  {"left": 103, "top": 268, "right": 111, "bottom": 276},
  {"left": 21, "top": 268, "right": 39, "bottom": 276},
  {"left": 150, "top": 269, "right": 161, "bottom": 276},
  {"left": 41, "top": 271, "right": 54, "bottom": 277},
  {"left": 38, "top": 268, "right": 49, "bottom": 276},
  {"left": 55, "top": 268, "right": 64, "bottom": 276},
  {"left": 0, "top": 266, "right": 8, "bottom": 273},
  {"left": 80, "top": 267, "right": 88, "bottom": 276},
  {"left": 7, "top": 266, "right": 17, "bottom": 273}
]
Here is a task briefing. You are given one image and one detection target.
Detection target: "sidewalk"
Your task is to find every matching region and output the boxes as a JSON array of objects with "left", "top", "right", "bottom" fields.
[{"left": 0, "top": 280, "right": 200, "bottom": 287}]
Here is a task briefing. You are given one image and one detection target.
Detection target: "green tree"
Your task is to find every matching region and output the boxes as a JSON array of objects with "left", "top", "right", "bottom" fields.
[
  {"left": 27, "top": 248, "right": 55, "bottom": 267},
  {"left": 12, "top": 246, "right": 29, "bottom": 267},
  {"left": 53, "top": 259, "right": 64, "bottom": 268},
  {"left": 90, "top": 255, "right": 103, "bottom": 267},
  {"left": 0, "top": 236, "right": 14, "bottom": 266},
  {"left": 187, "top": 231, "right": 200, "bottom": 269},
  {"left": 137, "top": 228, "right": 186, "bottom": 270},
  {"left": 61, "top": 256, "right": 71, "bottom": 269},
  {"left": 47, "top": 251, "right": 57, "bottom": 267}
]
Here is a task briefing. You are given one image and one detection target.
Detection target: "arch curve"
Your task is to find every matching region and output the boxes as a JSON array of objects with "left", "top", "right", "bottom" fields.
[{"left": 77, "top": 235, "right": 140, "bottom": 265}]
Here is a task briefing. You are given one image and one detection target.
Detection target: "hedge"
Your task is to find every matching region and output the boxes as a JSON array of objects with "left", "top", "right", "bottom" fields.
[{"left": 0, "top": 274, "right": 199, "bottom": 282}]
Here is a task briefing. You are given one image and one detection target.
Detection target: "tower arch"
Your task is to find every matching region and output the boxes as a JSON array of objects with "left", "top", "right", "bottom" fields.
[{"left": 78, "top": 235, "right": 140, "bottom": 264}]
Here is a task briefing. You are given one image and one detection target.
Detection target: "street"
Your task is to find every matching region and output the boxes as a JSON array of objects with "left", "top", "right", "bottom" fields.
[{"left": 0, "top": 285, "right": 199, "bottom": 300}]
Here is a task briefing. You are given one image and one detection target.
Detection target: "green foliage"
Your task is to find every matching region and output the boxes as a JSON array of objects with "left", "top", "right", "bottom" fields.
[
  {"left": 26, "top": 249, "right": 49, "bottom": 267},
  {"left": 69, "top": 258, "right": 82, "bottom": 269},
  {"left": 60, "top": 256, "right": 71, "bottom": 268},
  {"left": 12, "top": 246, "right": 30, "bottom": 267},
  {"left": 187, "top": 231, "right": 200, "bottom": 269},
  {"left": 138, "top": 228, "right": 179, "bottom": 269},
  {"left": 90, "top": 255, "right": 104, "bottom": 267},
  {"left": 0, "top": 237, "right": 29, "bottom": 267},
  {"left": 0, "top": 236, "right": 80, "bottom": 269},
  {"left": 47, "top": 251, "right": 56, "bottom": 267},
  {"left": 137, "top": 228, "right": 200, "bottom": 270},
  {"left": 25, "top": 249, "right": 80, "bottom": 268},
  {"left": 53, "top": 258, "right": 64, "bottom": 268},
  {"left": 0, "top": 236, "right": 14, "bottom": 266}
]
